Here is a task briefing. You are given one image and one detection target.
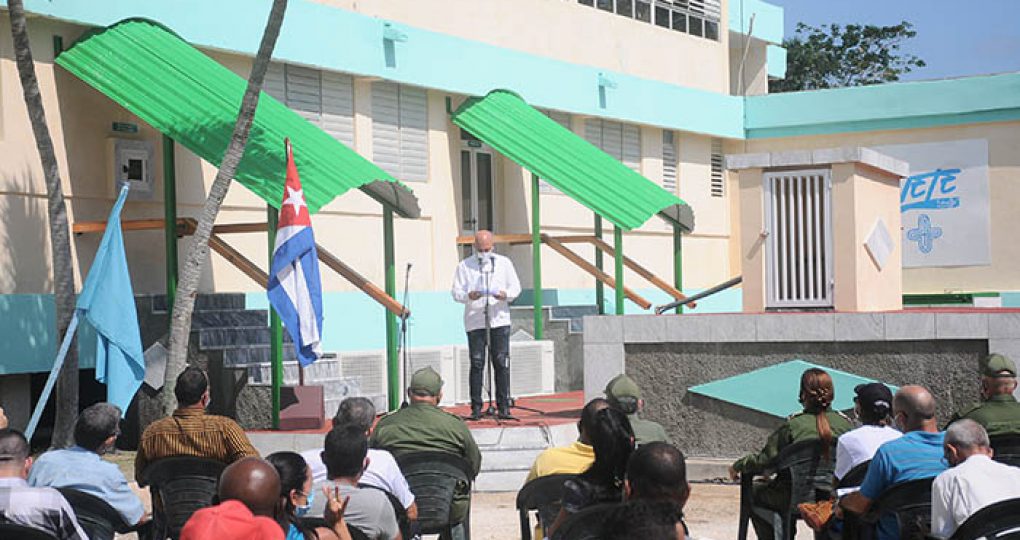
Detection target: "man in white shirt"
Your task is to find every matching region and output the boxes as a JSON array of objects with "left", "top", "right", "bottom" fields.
[
  {"left": 451, "top": 230, "right": 522, "bottom": 419},
  {"left": 931, "top": 419, "right": 1020, "bottom": 538},
  {"left": 835, "top": 383, "right": 902, "bottom": 481},
  {"left": 301, "top": 397, "right": 416, "bottom": 521}
]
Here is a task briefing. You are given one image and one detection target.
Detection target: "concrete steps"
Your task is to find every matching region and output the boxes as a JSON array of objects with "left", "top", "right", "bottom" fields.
[{"left": 471, "top": 422, "right": 579, "bottom": 492}]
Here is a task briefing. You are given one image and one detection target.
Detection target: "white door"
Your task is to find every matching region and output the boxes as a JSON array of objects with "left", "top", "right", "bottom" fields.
[
  {"left": 763, "top": 169, "right": 833, "bottom": 309},
  {"left": 459, "top": 130, "right": 495, "bottom": 257}
]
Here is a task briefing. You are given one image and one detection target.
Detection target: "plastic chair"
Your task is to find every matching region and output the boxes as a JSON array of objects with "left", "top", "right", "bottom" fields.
[
  {"left": 737, "top": 439, "right": 837, "bottom": 540},
  {"left": 56, "top": 487, "right": 150, "bottom": 540},
  {"left": 300, "top": 517, "right": 371, "bottom": 540},
  {"left": 359, "top": 482, "right": 414, "bottom": 539},
  {"left": 516, "top": 474, "right": 576, "bottom": 540},
  {"left": 0, "top": 522, "right": 59, "bottom": 539},
  {"left": 837, "top": 459, "right": 871, "bottom": 489},
  {"left": 550, "top": 502, "right": 623, "bottom": 540},
  {"left": 990, "top": 434, "right": 1020, "bottom": 467},
  {"left": 396, "top": 451, "right": 475, "bottom": 540},
  {"left": 948, "top": 497, "right": 1020, "bottom": 540},
  {"left": 141, "top": 456, "right": 227, "bottom": 540},
  {"left": 860, "top": 478, "right": 934, "bottom": 540}
]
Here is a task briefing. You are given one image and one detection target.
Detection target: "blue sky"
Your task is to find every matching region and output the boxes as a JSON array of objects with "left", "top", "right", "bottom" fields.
[{"left": 765, "top": 0, "right": 1020, "bottom": 81}]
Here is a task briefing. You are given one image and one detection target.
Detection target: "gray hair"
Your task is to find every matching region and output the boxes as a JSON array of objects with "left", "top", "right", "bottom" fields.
[
  {"left": 333, "top": 397, "right": 376, "bottom": 432},
  {"left": 945, "top": 418, "right": 990, "bottom": 450},
  {"left": 74, "top": 402, "right": 122, "bottom": 452}
]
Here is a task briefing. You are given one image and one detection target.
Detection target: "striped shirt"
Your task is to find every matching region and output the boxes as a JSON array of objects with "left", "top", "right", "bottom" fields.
[
  {"left": 0, "top": 477, "right": 87, "bottom": 540},
  {"left": 134, "top": 407, "right": 258, "bottom": 483},
  {"left": 860, "top": 430, "right": 948, "bottom": 540}
]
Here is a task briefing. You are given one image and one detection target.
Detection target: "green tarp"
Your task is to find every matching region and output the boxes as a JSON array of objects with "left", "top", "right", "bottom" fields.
[
  {"left": 688, "top": 360, "right": 898, "bottom": 418},
  {"left": 452, "top": 90, "right": 694, "bottom": 232},
  {"left": 56, "top": 18, "right": 419, "bottom": 217}
]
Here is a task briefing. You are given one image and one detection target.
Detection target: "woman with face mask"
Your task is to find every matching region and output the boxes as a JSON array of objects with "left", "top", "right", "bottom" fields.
[{"left": 268, "top": 451, "right": 351, "bottom": 540}]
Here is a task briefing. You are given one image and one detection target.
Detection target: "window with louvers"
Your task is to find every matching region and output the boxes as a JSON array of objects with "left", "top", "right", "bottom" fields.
[
  {"left": 372, "top": 82, "right": 429, "bottom": 182},
  {"left": 578, "top": 0, "right": 721, "bottom": 41},
  {"left": 584, "top": 118, "right": 641, "bottom": 173},
  {"left": 710, "top": 138, "right": 724, "bottom": 197},
  {"left": 263, "top": 62, "right": 354, "bottom": 147},
  {"left": 662, "top": 130, "right": 677, "bottom": 193}
]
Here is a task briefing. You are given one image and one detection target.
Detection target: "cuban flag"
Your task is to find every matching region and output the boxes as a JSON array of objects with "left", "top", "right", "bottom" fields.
[{"left": 267, "top": 139, "right": 324, "bottom": 366}]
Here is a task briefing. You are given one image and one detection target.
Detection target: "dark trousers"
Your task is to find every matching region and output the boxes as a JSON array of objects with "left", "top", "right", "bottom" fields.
[{"left": 467, "top": 325, "right": 511, "bottom": 411}]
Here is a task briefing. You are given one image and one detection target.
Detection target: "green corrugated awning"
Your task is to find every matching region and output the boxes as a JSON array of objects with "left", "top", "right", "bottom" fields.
[
  {"left": 452, "top": 90, "right": 694, "bottom": 232},
  {"left": 56, "top": 18, "right": 419, "bottom": 218}
]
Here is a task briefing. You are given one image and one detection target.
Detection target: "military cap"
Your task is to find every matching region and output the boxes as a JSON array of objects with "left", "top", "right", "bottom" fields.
[
  {"left": 981, "top": 353, "right": 1017, "bottom": 378},
  {"left": 604, "top": 374, "right": 641, "bottom": 401},
  {"left": 409, "top": 366, "right": 443, "bottom": 395},
  {"left": 854, "top": 382, "right": 893, "bottom": 416}
]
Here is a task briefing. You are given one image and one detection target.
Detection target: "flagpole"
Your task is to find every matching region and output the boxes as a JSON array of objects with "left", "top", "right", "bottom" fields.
[
  {"left": 268, "top": 204, "right": 283, "bottom": 430},
  {"left": 26, "top": 312, "right": 79, "bottom": 441}
]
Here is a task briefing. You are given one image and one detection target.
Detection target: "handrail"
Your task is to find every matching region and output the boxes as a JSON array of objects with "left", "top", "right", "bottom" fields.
[
  {"left": 655, "top": 275, "right": 742, "bottom": 314},
  {"left": 542, "top": 235, "right": 651, "bottom": 309},
  {"left": 72, "top": 218, "right": 408, "bottom": 317}
]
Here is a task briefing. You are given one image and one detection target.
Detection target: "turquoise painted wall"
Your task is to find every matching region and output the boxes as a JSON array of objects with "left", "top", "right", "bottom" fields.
[
  {"left": 7, "top": 0, "right": 744, "bottom": 139},
  {"left": 729, "top": 0, "right": 785, "bottom": 45},
  {"left": 0, "top": 295, "right": 98, "bottom": 375}
]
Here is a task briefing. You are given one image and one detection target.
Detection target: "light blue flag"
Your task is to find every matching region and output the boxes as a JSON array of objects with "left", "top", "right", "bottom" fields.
[{"left": 77, "top": 185, "right": 144, "bottom": 412}]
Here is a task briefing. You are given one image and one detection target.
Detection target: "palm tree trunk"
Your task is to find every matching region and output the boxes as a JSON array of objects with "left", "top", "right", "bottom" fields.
[
  {"left": 160, "top": 0, "right": 289, "bottom": 414},
  {"left": 8, "top": 0, "right": 78, "bottom": 447}
]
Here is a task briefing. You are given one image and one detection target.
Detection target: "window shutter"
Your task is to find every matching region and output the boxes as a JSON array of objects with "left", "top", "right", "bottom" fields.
[
  {"left": 285, "top": 65, "right": 322, "bottom": 125},
  {"left": 321, "top": 72, "right": 355, "bottom": 147},
  {"left": 711, "top": 138, "right": 725, "bottom": 197},
  {"left": 263, "top": 62, "right": 286, "bottom": 103},
  {"left": 622, "top": 123, "right": 641, "bottom": 172},
  {"left": 372, "top": 82, "right": 402, "bottom": 179},
  {"left": 662, "top": 130, "right": 677, "bottom": 193},
  {"left": 583, "top": 119, "right": 641, "bottom": 173},
  {"left": 398, "top": 85, "right": 429, "bottom": 182}
]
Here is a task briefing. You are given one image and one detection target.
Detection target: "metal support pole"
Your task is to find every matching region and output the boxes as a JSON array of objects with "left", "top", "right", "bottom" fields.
[
  {"left": 673, "top": 226, "right": 683, "bottom": 314},
  {"left": 614, "top": 226, "right": 624, "bottom": 315},
  {"left": 384, "top": 207, "right": 399, "bottom": 411},
  {"left": 594, "top": 214, "right": 604, "bottom": 315},
  {"left": 267, "top": 206, "right": 283, "bottom": 429},
  {"left": 531, "top": 173, "right": 544, "bottom": 340},
  {"left": 162, "top": 135, "right": 178, "bottom": 321}
]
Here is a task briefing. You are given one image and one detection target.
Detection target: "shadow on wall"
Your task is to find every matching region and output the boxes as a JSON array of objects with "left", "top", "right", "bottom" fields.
[{"left": 0, "top": 171, "right": 54, "bottom": 294}]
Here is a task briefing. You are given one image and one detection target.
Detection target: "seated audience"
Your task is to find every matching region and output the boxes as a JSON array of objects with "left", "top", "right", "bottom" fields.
[
  {"left": 838, "top": 385, "right": 948, "bottom": 540},
  {"left": 29, "top": 402, "right": 147, "bottom": 526},
  {"left": 218, "top": 457, "right": 284, "bottom": 519},
  {"left": 268, "top": 451, "right": 353, "bottom": 540},
  {"left": 835, "top": 383, "right": 901, "bottom": 481},
  {"left": 931, "top": 419, "right": 1020, "bottom": 538},
  {"left": 324, "top": 425, "right": 401, "bottom": 540},
  {"left": 623, "top": 442, "right": 691, "bottom": 539},
  {"left": 947, "top": 353, "right": 1020, "bottom": 436},
  {"left": 0, "top": 428, "right": 87, "bottom": 539},
  {"left": 135, "top": 366, "right": 258, "bottom": 483},
  {"left": 370, "top": 367, "right": 479, "bottom": 526},
  {"left": 301, "top": 397, "right": 417, "bottom": 520},
  {"left": 547, "top": 407, "right": 634, "bottom": 536},
  {"left": 525, "top": 398, "right": 608, "bottom": 482},
  {"left": 0, "top": 406, "right": 7, "bottom": 429},
  {"left": 729, "top": 367, "right": 852, "bottom": 540},
  {"left": 605, "top": 374, "right": 668, "bottom": 446},
  {"left": 602, "top": 500, "right": 686, "bottom": 540}
]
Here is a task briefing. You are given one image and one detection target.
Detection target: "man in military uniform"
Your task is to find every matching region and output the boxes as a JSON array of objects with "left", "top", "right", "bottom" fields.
[
  {"left": 948, "top": 353, "right": 1020, "bottom": 437},
  {"left": 370, "top": 367, "right": 481, "bottom": 536},
  {"left": 604, "top": 374, "right": 668, "bottom": 446}
]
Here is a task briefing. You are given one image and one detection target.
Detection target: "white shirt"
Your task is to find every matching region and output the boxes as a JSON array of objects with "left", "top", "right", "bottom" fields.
[
  {"left": 301, "top": 447, "right": 415, "bottom": 515},
  {"left": 834, "top": 425, "right": 902, "bottom": 480},
  {"left": 451, "top": 252, "right": 521, "bottom": 332},
  {"left": 931, "top": 454, "right": 1020, "bottom": 538}
]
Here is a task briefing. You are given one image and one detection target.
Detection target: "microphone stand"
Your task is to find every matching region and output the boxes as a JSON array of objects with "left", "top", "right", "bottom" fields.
[
  {"left": 480, "top": 253, "right": 499, "bottom": 422},
  {"left": 399, "top": 263, "right": 412, "bottom": 408}
]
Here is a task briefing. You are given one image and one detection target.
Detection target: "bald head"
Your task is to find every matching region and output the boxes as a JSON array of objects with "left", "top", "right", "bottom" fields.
[
  {"left": 218, "top": 457, "right": 282, "bottom": 518},
  {"left": 893, "top": 385, "right": 938, "bottom": 432},
  {"left": 474, "top": 230, "right": 494, "bottom": 253}
]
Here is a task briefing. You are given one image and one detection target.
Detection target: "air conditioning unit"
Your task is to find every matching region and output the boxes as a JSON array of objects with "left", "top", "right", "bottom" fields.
[
  {"left": 338, "top": 350, "right": 388, "bottom": 400},
  {"left": 452, "top": 341, "right": 555, "bottom": 404},
  {"left": 403, "top": 346, "right": 457, "bottom": 406}
]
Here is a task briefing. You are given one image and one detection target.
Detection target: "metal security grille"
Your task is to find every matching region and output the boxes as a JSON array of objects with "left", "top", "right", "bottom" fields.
[
  {"left": 710, "top": 138, "right": 724, "bottom": 197},
  {"left": 764, "top": 169, "right": 833, "bottom": 308}
]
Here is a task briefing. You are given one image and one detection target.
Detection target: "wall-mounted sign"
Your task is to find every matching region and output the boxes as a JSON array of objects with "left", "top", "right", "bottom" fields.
[
  {"left": 112, "top": 121, "right": 139, "bottom": 134},
  {"left": 874, "top": 139, "right": 990, "bottom": 268}
]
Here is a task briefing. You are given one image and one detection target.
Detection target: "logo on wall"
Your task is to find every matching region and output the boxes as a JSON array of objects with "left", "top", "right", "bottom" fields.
[{"left": 875, "top": 139, "right": 990, "bottom": 268}]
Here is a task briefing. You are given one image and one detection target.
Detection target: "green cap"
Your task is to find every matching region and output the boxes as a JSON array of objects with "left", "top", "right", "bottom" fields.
[
  {"left": 981, "top": 353, "right": 1017, "bottom": 378},
  {"left": 409, "top": 366, "right": 443, "bottom": 395},
  {"left": 604, "top": 374, "right": 641, "bottom": 401}
]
